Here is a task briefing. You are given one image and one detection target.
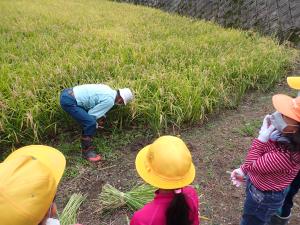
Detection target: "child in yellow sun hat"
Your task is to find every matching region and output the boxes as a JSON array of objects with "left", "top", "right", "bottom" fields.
[
  {"left": 131, "top": 135, "right": 199, "bottom": 225},
  {"left": 0, "top": 145, "right": 66, "bottom": 225}
]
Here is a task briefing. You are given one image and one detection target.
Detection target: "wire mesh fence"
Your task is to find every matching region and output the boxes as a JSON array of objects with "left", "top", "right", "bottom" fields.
[{"left": 114, "top": 0, "right": 300, "bottom": 42}]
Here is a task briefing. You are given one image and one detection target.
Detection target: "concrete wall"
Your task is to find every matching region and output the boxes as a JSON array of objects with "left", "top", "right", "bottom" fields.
[{"left": 116, "top": 0, "right": 300, "bottom": 42}]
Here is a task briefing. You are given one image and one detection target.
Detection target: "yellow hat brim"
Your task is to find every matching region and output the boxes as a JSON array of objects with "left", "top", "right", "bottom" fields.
[
  {"left": 135, "top": 145, "right": 195, "bottom": 189},
  {"left": 287, "top": 77, "right": 300, "bottom": 90},
  {"left": 5, "top": 145, "right": 66, "bottom": 187}
]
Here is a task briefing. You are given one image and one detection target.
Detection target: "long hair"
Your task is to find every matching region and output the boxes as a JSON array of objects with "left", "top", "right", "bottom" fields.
[
  {"left": 166, "top": 192, "right": 191, "bottom": 225},
  {"left": 277, "top": 129, "right": 300, "bottom": 163}
]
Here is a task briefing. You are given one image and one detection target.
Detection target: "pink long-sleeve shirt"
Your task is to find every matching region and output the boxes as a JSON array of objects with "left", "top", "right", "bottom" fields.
[
  {"left": 241, "top": 139, "right": 300, "bottom": 191},
  {"left": 130, "top": 186, "right": 200, "bottom": 225}
]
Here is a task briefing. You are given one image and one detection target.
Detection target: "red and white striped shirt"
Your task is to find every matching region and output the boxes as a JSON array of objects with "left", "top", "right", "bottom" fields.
[{"left": 241, "top": 139, "right": 300, "bottom": 191}]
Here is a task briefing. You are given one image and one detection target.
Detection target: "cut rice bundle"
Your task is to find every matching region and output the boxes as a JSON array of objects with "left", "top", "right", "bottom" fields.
[
  {"left": 60, "top": 193, "right": 86, "bottom": 225},
  {"left": 99, "top": 183, "right": 156, "bottom": 211}
]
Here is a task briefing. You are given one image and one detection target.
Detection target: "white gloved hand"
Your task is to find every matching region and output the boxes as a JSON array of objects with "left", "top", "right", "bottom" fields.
[
  {"left": 257, "top": 115, "right": 275, "bottom": 143},
  {"left": 45, "top": 218, "right": 60, "bottom": 225},
  {"left": 230, "top": 168, "right": 245, "bottom": 187}
]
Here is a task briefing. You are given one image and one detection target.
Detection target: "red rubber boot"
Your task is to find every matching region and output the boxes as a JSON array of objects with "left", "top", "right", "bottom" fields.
[{"left": 81, "top": 136, "right": 101, "bottom": 162}]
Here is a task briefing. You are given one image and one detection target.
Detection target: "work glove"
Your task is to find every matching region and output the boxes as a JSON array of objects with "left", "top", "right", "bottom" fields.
[
  {"left": 96, "top": 116, "right": 106, "bottom": 129},
  {"left": 230, "top": 168, "right": 245, "bottom": 187},
  {"left": 257, "top": 115, "right": 275, "bottom": 143}
]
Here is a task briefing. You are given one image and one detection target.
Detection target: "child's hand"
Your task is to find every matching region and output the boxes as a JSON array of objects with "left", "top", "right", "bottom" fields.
[
  {"left": 45, "top": 218, "right": 60, "bottom": 225},
  {"left": 258, "top": 115, "right": 275, "bottom": 142},
  {"left": 229, "top": 168, "right": 245, "bottom": 187}
]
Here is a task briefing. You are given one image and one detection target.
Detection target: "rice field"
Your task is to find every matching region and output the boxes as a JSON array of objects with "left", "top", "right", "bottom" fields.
[{"left": 0, "top": 0, "right": 297, "bottom": 146}]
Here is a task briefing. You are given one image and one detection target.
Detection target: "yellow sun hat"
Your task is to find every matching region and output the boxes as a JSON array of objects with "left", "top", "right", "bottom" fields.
[
  {"left": 135, "top": 135, "right": 195, "bottom": 189},
  {"left": 287, "top": 77, "right": 300, "bottom": 90},
  {"left": 0, "top": 145, "right": 66, "bottom": 225}
]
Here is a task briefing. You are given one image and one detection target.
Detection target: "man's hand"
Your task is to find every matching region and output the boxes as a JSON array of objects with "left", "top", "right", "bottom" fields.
[{"left": 96, "top": 117, "right": 106, "bottom": 129}]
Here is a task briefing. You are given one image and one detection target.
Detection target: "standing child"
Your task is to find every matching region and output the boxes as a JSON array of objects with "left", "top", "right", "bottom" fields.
[
  {"left": 269, "top": 76, "right": 300, "bottom": 225},
  {"left": 230, "top": 93, "right": 300, "bottom": 225},
  {"left": 131, "top": 135, "right": 200, "bottom": 225}
]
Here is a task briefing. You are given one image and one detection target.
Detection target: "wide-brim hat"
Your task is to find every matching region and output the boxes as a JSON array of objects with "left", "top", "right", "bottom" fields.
[
  {"left": 272, "top": 94, "right": 300, "bottom": 122},
  {"left": 135, "top": 136, "right": 195, "bottom": 189},
  {"left": 4, "top": 145, "right": 66, "bottom": 186},
  {"left": 287, "top": 77, "right": 300, "bottom": 90},
  {"left": 0, "top": 145, "right": 66, "bottom": 225}
]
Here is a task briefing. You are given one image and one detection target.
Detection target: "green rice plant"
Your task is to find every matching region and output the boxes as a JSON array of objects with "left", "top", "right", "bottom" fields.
[
  {"left": 99, "top": 183, "right": 156, "bottom": 211},
  {"left": 60, "top": 193, "right": 86, "bottom": 225},
  {"left": 0, "top": 0, "right": 298, "bottom": 147}
]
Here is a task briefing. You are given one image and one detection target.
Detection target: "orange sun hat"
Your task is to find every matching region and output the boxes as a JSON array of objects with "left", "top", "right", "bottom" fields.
[{"left": 272, "top": 94, "right": 300, "bottom": 122}]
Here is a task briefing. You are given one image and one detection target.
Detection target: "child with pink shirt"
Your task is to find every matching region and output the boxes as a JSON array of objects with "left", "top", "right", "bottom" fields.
[{"left": 131, "top": 135, "right": 200, "bottom": 225}]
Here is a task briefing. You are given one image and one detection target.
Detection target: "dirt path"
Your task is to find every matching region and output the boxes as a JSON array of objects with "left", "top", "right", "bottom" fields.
[{"left": 57, "top": 62, "right": 300, "bottom": 225}]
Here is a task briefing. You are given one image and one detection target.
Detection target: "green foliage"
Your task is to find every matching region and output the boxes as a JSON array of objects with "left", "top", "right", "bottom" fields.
[
  {"left": 0, "top": 0, "right": 297, "bottom": 146},
  {"left": 235, "top": 119, "right": 261, "bottom": 137}
]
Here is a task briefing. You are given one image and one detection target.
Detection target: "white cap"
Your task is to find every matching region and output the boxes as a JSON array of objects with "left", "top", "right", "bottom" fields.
[{"left": 119, "top": 88, "right": 134, "bottom": 105}]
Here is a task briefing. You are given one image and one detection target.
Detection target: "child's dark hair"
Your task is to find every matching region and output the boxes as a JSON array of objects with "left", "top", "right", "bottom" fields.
[
  {"left": 166, "top": 192, "right": 191, "bottom": 225},
  {"left": 277, "top": 129, "right": 300, "bottom": 163}
]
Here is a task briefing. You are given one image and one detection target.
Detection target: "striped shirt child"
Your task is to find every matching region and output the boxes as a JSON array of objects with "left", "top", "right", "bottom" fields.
[{"left": 241, "top": 138, "right": 300, "bottom": 191}]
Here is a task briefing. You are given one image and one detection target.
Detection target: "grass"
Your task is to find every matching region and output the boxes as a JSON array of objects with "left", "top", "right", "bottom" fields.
[
  {"left": 58, "top": 128, "right": 151, "bottom": 179},
  {"left": 234, "top": 119, "right": 261, "bottom": 137},
  {"left": 0, "top": 0, "right": 298, "bottom": 147}
]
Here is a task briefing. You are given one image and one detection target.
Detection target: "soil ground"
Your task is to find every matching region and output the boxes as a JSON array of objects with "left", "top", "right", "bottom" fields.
[{"left": 56, "top": 61, "right": 300, "bottom": 225}]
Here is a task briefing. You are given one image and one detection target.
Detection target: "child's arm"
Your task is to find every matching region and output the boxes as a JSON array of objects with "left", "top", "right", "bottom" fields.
[
  {"left": 242, "top": 115, "right": 275, "bottom": 169},
  {"left": 242, "top": 139, "right": 273, "bottom": 170},
  {"left": 241, "top": 150, "right": 294, "bottom": 174},
  {"left": 185, "top": 187, "right": 200, "bottom": 225}
]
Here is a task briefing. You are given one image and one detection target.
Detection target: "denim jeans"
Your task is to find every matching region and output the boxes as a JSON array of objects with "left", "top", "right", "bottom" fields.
[
  {"left": 279, "top": 171, "right": 300, "bottom": 217},
  {"left": 240, "top": 179, "right": 287, "bottom": 225},
  {"left": 60, "top": 88, "right": 96, "bottom": 136}
]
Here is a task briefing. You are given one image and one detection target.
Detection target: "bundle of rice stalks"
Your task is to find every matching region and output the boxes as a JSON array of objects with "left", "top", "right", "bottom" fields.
[
  {"left": 60, "top": 193, "right": 86, "bottom": 225},
  {"left": 99, "top": 183, "right": 156, "bottom": 212}
]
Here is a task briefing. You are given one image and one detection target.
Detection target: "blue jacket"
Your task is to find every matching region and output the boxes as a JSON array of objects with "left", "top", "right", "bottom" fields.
[{"left": 73, "top": 84, "right": 117, "bottom": 119}]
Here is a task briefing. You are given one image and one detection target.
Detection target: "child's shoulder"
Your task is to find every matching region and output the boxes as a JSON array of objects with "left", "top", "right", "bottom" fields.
[
  {"left": 183, "top": 186, "right": 198, "bottom": 196},
  {"left": 183, "top": 186, "right": 199, "bottom": 209},
  {"left": 259, "top": 140, "right": 285, "bottom": 152}
]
